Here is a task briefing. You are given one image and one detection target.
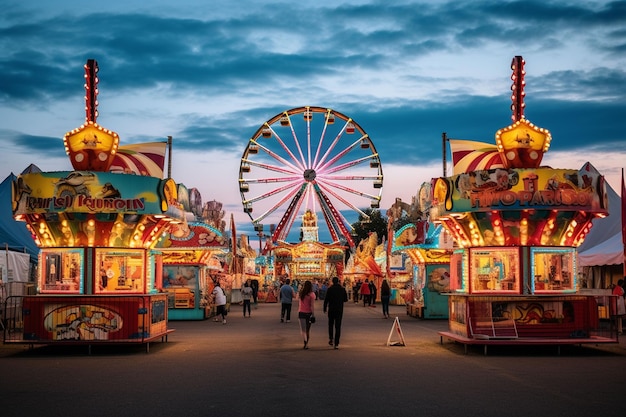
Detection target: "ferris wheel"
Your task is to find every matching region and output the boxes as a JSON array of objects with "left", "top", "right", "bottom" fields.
[{"left": 238, "top": 106, "right": 383, "bottom": 251}]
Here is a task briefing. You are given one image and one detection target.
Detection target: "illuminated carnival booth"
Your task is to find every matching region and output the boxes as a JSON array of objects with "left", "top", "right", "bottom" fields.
[
  {"left": 7, "top": 60, "right": 184, "bottom": 348},
  {"left": 434, "top": 57, "right": 618, "bottom": 350},
  {"left": 273, "top": 210, "right": 345, "bottom": 285},
  {"left": 388, "top": 185, "right": 454, "bottom": 318},
  {"left": 155, "top": 198, "right": 228, "bottom": 320}
]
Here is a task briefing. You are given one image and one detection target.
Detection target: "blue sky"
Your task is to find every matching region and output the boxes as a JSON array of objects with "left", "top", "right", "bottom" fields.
[{"left": 1, "top": 0, "right": 625, "bottom": 242}]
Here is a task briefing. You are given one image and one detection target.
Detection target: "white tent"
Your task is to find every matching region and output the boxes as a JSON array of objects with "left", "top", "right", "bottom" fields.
[
  {"left": 579, "top": 232, "right": 623, "bottom": 266},
  {"left": 0, "top": 248, "right": 32, "bottom": 283},
  {"left": 578, "top": 181, "right": 623, "bottom": 267}
]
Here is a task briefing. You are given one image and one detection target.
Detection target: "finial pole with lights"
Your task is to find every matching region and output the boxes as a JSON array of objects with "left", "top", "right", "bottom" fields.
[
  {"left": 63, "top": 59, "right": 119, "bottom": 172},
  {"left": 510, "top": 56, "right": 525, "bottom": 122},
  {"left": 84, "top": 59, "right": 99, "bottom": 123}
]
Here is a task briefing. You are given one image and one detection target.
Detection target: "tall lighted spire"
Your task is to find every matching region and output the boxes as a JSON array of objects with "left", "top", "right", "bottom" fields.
[
  {"left": 84, "top": 59, "right": 99, "bottom": 123},
  {"left": 510, "top": 56, "right": 525, "bottom": 122},
  {"left": 63, "top": 59, "right": 119, "bottom": 172},
  {"left": 496, "top": 56, "right": 550, "bottom": 168}
]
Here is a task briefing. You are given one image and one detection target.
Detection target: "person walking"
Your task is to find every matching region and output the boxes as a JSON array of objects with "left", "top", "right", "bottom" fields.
[
  {"left": 369, "top": 278, "right": 377, "bottom": 306},
  {"left": 380, "top": 279, "right": 391, "bottom": 319},
  {"left": 279, "top": 278, "right": 296, "bottom": 322},
  {"left": 612, "top": 278, "right": 625, "bottom": 333},
  {"left": 250, "top": 279, "right": 259, "bottom": 307},
  {"left": 323, "top": 276, "right": 348, "bottom": 349},
  {"left": 212, "top": 281, "right": 228, "bottom": 324},
  {"left": 297, "top": 280, "right": 316, "bottom": 349},
  {"left": 241, "top": 279, "right": 253, "bottom": 317},
  {"left": 352, "top": 279, "right": 360, "bottom": 303},
  {"left": 360, "top": 279, "right": 371, "bottom": 307}
]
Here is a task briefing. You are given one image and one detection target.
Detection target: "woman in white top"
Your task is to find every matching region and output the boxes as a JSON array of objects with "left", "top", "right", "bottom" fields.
[{"left": 212, "top": 281, "right": 228, "bottom": 324}]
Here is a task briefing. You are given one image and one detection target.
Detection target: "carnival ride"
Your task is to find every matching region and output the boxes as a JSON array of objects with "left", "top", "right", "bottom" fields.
[{"left": 238, "top": 106, "right": 383, "bottom": 253}]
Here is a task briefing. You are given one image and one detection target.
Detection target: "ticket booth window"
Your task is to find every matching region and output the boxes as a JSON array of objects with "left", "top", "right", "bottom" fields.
[
  {"left": 96, "top": 249, "right": 145, "bottom": 293},
  {"left": 40, "top": 249, "right": 83, "bottom": 293},
  {"left": 531, "top": 247, "right": 576, "bottom": 293},
  {"left": 470, "top": 247, "right": 520, "bottom": 293}
]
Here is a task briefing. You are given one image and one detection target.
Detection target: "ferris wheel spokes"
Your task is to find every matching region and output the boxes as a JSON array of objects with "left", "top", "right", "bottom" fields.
[
  {"left": 321, "top": 174, "right": 382, "bottom": 181},
  {"left": 252, "top": 139, "right": 303, "bottom": 174},
  {"left": 272, "top": 184, "right": 308, "bottom": 242},
  {"left": 312, "top": 109, "right": 333, "bottom": 169},
  {"left": 315, "top": 134, "right": 366, "bottom": 173},
  {"left": 317, "top": 202, "right": 343, "bottom": 243},
  {"left": 315, "top": 180, "right": 371, "bottom": 220},
  {"left": 242, "top": 158, "right": 300, "bottom": 176},
  {"left": 312, "top": 183, "right": 355, "bottom": 247},
  {"left": 320, "top": 153, "right": 378, "bottom": 176},
  {"left": 264, "top": 125, "right": 306, "bottom": 172},
  {"left": 306, "top": 109, "right": 312, "bottom": 168},
  {"left": 317, "top": 178, "right": 381, "bottom": 202},
  {"left": 242, "top": 181, "right": 303, "bottom": 205},
  {"left": 243, "top": 176, "right": 302, "bottom": 185},
  {"left": 249, "top": 182, "right": 306, "bottom": 225},
  {"left": 284, "top": 116, "right": 308, "bottom": 170},
  {"left": 314, "top": 120, "right": 351, "bottom": 172}
]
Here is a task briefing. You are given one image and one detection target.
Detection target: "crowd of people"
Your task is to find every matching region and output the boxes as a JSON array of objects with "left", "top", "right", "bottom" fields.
[
  {"left": 210, "top": 275, "right": 395, "bottom": 349},
  {"left": 211, "top": 274, "right": 626, "bottom": 348}
]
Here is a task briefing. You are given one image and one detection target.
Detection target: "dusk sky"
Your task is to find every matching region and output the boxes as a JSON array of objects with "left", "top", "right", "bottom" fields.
[{"left": 1, "top": 0, "right": 625, "bottom": 242}]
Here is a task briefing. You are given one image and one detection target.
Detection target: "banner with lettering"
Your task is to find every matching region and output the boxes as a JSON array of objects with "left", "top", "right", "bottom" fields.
[
  {"left": 13, "top": 171, "right": 169, "bottom": 215},
  {"left": 432, "top": 165, "right": 608, "bottom": 215}
]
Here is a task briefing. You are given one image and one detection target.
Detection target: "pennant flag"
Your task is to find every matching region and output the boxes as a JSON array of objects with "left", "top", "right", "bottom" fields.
[
  {"left": 230, "top": 213, "right": 237, "bottom": 253},
  {"left": 110, "top": 141, "right": 167, "bottom": 177},
  {"left": 361, "top": 255, "right": 383, "bottom": 277},
  {"left": 449, "top": 139, "right": 505, "bottom": 175},
  {"left": 230, "top": 213, "right": 238, "bottom": 274}
]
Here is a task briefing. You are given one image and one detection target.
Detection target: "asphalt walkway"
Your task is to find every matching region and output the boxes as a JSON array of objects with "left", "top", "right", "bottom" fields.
[{"left": 1, "top": 301, "right": 625, "bottom": 417}]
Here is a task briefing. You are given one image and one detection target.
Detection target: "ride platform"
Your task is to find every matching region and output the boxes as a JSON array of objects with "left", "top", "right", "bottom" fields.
[{"left": 438, "top": 330, "right": 619, "bottom": 355}]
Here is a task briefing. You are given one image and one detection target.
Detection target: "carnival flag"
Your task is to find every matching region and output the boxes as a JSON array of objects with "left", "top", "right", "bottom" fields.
[
  {"left": 449, "top": 139, "right": 505, "bottom": 175},
  {"left": 230, "top": 213, "right": 238, "bottom": 274},
  {"left": 110, "top": 141, "right": 167, "bottom": 177},
  {"left": 230, "top": 213, "right": 237, "bottom": 252}
]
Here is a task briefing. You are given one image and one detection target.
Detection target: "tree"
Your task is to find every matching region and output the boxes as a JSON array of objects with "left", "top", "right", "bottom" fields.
[{"left": 350, "top": 208, "right": 388, "bottom": 247}]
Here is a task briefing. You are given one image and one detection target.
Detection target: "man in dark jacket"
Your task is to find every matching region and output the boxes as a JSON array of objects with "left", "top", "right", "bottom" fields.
[{"left": 323, "top": 276, "right": 348, "bottom": 349}]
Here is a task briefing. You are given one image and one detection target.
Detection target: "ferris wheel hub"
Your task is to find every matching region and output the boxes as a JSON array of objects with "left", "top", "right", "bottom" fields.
[{"left": 303, "top": 169, "right": 317, "bottom": 182}]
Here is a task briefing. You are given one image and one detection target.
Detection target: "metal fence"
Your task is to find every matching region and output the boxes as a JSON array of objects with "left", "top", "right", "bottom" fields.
[{"left": 2, "top": 294, "right": 171, "bottom": 349}]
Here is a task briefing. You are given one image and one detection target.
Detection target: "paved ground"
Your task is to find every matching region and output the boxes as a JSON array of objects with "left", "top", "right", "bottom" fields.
[{"left": 1, "top": 301, "right": 625, "bottom": 417}]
